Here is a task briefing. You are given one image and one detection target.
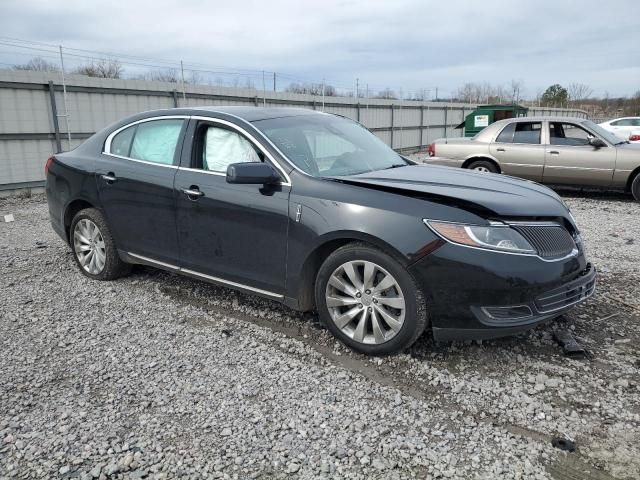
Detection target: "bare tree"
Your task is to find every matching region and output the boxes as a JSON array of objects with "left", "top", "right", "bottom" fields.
[
  {"left": 74, "top": 58, "right": 123, "bottom": 78},
  {"left": 567, "top": 83, "right": 593, "bottom": 107},
  {"left": 509, "top": 79, "right": 524, "bottom": 104},
  {"left": 13, "top": 56, "right": 59, "bottom": 72},
  {"left": 375, "top": 87, "right": 398, "bottom": 100},
  {"left": 139, "top": 69, "right": 179, "bottom": 83},
  {"left": 285, "top": 82, "right": 337, "bottom": 96}
]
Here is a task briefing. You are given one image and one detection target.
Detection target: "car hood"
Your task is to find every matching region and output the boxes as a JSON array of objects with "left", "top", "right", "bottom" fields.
[{"left": 334, "top": 165, "right": 569, "bottom": 218}]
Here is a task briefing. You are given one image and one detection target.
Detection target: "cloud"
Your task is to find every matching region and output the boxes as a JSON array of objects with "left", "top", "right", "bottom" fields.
[{"left": 0, "top": 0, "right": 638, "bottom": 97}]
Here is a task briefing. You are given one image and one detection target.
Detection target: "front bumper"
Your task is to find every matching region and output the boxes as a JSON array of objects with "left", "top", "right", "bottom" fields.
[{"left": 408, "top": 242, "right": 596, "bottom": 341}]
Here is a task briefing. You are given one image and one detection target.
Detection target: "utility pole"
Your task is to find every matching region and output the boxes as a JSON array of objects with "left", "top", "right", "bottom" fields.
[
  {"left": 180, "top": 61, "right": 186, "bottom": 103},
  {"left": 322, "top": 79, "right": 325, "bottom": 111},
  {"left": 355, "top": 78, "right": 359, "bottom": 99},
  {"left": 273, "top": 72, "right": 276, "bottom": 92},
  {"left": 435, "top": 87, "right": 438, "bottom": 102},
  {"left": 262, "top": 71, "right": 266, "bottom": 106},
  {"left": 58, "top": 45, "right": 71, "bottom": 147}
]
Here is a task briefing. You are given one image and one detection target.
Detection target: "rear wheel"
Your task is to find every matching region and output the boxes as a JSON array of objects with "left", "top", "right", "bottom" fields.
[
  {"left": 315, "top": 243, "right": 427, "bottom": 355},
  {"left": 70, "top": 208, "right": 131, "bottom": 280},
  {"left": 467, "top": 159, "right": 499, "bottom": 173},
  {"left": 631, "top": 173, "right": 640, "bottom": 201}
]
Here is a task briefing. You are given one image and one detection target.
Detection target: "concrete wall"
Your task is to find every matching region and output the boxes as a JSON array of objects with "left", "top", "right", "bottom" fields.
[{"left": 0, "top": 70, "right": 589, "bottom": 190}]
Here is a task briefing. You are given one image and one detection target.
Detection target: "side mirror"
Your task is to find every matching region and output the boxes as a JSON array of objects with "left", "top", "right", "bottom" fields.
[
  {"left": 226, "top": 162, "right": 281, "bottom": 185},
  {"left": 589, "top": 137, "right": 606, "bottom": 149}
]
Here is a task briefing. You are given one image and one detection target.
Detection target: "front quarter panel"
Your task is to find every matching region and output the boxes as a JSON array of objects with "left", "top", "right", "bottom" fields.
[{"left": 284, "top": 172, "right": 485, "bottom": 302}]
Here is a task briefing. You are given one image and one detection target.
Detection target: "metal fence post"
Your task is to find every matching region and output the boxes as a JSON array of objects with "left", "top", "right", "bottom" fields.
[
  {"left": 48, "top": 81, "right": 62, "bottom": 154},
  {"left": 172, "top": 90, "right": 178, "bottom": 108},
  {"left": 390, "top": 104, "right": 395, "bottom": 149},
  {"left": 444, "top": 106, "right": 448, "bottom": 139},
  {"left": 419, "top": 105, "right": 424, "bottom": 151},
  {"left": 357, "top": 102, "right": 360, "bottom": 122},
  {"left": 254, "top": 96, "right": 259, "bottom": 107}
]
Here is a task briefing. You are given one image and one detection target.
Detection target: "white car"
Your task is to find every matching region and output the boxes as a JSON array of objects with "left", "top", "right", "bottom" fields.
[{"left": 599, "top": 117, "right": 640, "bottom": 140}]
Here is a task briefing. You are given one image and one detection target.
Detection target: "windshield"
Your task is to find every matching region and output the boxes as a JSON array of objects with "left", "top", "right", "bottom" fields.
[
  {"left": 582, "top": 120, "right": 625, "bottom": 145},
  {"left": 253, "top": 114, "right": 407, "bottom": 177}
]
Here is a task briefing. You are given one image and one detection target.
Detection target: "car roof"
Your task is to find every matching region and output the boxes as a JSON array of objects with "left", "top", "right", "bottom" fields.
[
  {"left": 493, "top": 116, "right": 590, "bottom": 124},
  {"left": 190, "top": 106, "right": 323, "bottom": 122}
]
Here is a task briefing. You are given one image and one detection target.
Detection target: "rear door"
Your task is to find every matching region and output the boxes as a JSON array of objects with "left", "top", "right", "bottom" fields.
[
  {"left": 489, "top": 121, "right": 545, "bottom": 181},
  {"left": 96, "top": 116, "right": 187, "bottom": 265},
  {"left": 608, "top": 118, "right": 636, "bottom": 140},
  {"left": 543, "top": 121, "right": 615, "bottom": 186},
  {"left": 173, "top": 118, "right": 291, "bottom": 295}
]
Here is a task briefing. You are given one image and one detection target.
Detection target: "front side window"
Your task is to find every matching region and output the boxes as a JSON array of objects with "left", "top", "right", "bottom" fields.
[
  {"left": 195, "top": 125, "right": 263, "bottom": 172},
  {"left": 254, "top": 114, "right": 406, "bottom": 177},
  {"left": 495, "top": 122, "right": 541, "bottom": 144},
  {"left": 129, "top": 119, "right": 184, "bottom": 165},
  {"left": 549, "top": 122, "right": 593, "bottom": 146}
]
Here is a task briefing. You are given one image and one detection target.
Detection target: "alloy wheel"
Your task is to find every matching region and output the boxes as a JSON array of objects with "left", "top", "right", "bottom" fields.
[
  {"left": 73, "top": 219, "right": 107, "bottom": 275},
  {"left": 473, "top": 166, "right": 490, "bottom": 172},
  {"left": 325, "top": 260, "right": 406, "bottom": 345}
]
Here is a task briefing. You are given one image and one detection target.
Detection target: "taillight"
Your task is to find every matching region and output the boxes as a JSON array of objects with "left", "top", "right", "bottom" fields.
[
  {"left": 427, "top": 143, "right": 436, "bottom": 157},
  {"left": 630, "top": 134, "right": 640, "bottom": 141},
  {"left": 45, "top": 156, "right": 55, "bottom": 176}
]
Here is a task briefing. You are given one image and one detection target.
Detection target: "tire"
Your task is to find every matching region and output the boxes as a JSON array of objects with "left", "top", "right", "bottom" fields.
[
  {"left": 467, "top": 159, "right": 499, "bottom": 173},
  {"left": 631, "top": 173, "right": 640, "bottom": 201},
  {"left": 315, "top": 242, "right": 427, "bottom": 355},
  {"left": 70, "top": 208, "right": 131, "bottom": 280}
]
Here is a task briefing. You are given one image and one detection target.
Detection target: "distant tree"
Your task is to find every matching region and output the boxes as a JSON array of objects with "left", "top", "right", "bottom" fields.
[
  {"left": 140, "top": 69, "right": 179, "bottom": 83},
  {"left": 13, "top": 56, "right": 59, "bottom": 72},
  {"left": 541, "top": 84, "right": 568, "bottom": 107},
  {"left": 375, "top": 87, "right": 397, "bottom": 99},
  {"left": 285, "top": 82, "right": 337, "bottom": 96},
  {"left": 74, "top": 58, "right": 123, "bottom": 78},
  {"left": 509, "top": 79, "right": 524, "bottom": 104},
  {"left": 567, "top": 83, "right": 593, "bottom": 107}
]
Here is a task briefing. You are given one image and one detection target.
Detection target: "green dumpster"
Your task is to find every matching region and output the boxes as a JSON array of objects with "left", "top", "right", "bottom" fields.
[{"left": 457, "top": 105, "right": 529, "bottom": 137}]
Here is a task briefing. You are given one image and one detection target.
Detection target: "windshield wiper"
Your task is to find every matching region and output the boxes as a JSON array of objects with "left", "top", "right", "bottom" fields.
[{"left": 380, "top": 163, "right": 408, "bottom": 170}]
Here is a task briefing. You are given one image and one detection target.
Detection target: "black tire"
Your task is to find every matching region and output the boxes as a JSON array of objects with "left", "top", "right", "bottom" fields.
[
  {"left": 315, "top": 242, "right": 427, "bottom": 355},
  {"left": 467, "top": 159, "right": 499, "bottom": 173},
  {"left": 70, "top": 208, "right": 131, "bottom": 280},
  {"left": 631, "top": 173, "right": 640, "bottom": 201}
]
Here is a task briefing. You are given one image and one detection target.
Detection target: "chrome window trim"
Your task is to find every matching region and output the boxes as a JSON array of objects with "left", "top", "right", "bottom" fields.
[
  {"left": 127, "top": 252, "right": 283, "bottom": 299},
  {"left": 189, "top": 115, "right": 292, "bottom": 186},
  {"left": 102, "top": 153, "right": 179, "bottom": 169}
]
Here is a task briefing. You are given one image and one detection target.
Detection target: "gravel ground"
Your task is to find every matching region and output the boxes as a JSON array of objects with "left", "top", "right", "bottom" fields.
[{"left": 1, "top": 192, "right": 639, "bottom": 480}]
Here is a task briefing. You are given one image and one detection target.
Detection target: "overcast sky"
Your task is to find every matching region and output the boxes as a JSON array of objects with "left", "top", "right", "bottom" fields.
[{"left": 1, "top": 0, "right": 638, "bottom": 98}]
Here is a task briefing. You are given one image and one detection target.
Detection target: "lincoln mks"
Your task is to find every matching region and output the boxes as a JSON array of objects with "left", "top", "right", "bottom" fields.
[{"left": 46, "top": 107, "right": 596, "bottom": 355}]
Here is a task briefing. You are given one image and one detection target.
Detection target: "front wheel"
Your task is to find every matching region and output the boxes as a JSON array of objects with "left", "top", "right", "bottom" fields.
[
  {"left": 70, "top": 208, "right": 131, "bottom": 280},
  {"left": 315, "top": 243, "right": 427, "bottom": 355}
]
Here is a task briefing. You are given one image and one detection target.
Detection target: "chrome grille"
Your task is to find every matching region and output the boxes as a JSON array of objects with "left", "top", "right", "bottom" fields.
[{"left": 512, "top": 224, "right": 576, "bottom": 259}]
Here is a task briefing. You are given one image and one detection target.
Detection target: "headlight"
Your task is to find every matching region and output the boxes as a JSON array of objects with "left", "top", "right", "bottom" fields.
[{"left": 425, "top": 220, "right": 536, "bottom": 254}]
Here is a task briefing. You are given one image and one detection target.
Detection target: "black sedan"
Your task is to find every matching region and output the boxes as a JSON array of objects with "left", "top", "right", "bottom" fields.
[{"left": 45, "top": 107, "right": 596, "bottom": 355}]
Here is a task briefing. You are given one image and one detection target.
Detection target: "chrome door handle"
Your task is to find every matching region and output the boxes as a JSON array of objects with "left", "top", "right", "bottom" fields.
[
  {"left": 547, "top": 150, "right": 560, "bottom": 155},
  {"left": 101, "top": 173, "right": 117, "bottom": 182},
  {"left": 496, "top": 148, "right": 506, "bottom": 152},
  {"left": 182, "top": 187, "right": 204, "bottom": 198}
]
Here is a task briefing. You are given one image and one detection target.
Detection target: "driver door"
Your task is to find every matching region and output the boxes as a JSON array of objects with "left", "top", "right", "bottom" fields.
[
  {"left": 174, "top": 119, "right": 291, "bottom": 294},
  {"left": 543, "top": 121, "right": 615, "bottom": 186}
]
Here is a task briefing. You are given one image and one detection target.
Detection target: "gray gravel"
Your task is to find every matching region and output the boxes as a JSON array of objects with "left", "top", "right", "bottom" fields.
[{"left": 1, "top": 192, "right": 639, "bottom": 480}]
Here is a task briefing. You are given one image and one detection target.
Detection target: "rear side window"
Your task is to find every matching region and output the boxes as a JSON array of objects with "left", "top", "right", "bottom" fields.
[
  {"left": 110, "top": 126, "right": 136, "bottom": 157},
  {"left": 129, "top": 119, "right": 184, "bottom": 165},
  {"left": 611, "top": 119, "right": 634, "bottom": 126},
  {"left": 495, "top": 122, "right": 541, "bottom": 144}
]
